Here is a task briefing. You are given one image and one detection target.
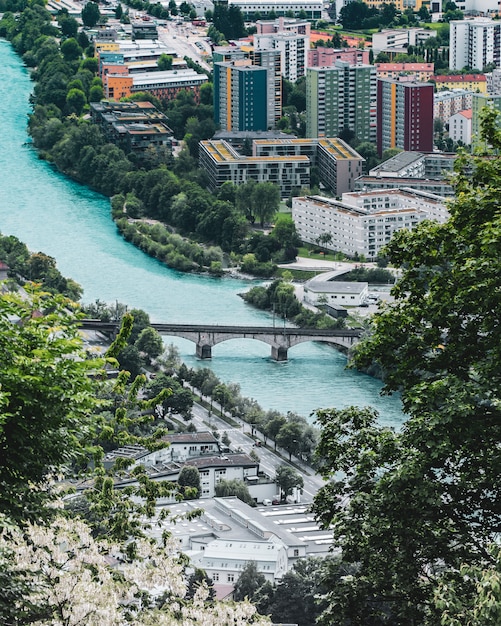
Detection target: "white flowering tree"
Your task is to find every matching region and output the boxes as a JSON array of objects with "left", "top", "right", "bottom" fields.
[{"left": 0, "top": 513, "right": 271, "bottom": 626}]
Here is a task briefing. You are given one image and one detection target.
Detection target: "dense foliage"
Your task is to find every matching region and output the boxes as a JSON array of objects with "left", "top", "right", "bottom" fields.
[
  {"left": 0, "top": 231, "right": 82, "bottom": 299},
  {"left": 312, "top": 110, "right": 501, "bottom": 624}
]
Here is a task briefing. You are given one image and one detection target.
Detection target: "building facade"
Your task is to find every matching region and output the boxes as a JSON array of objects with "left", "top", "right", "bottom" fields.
[
  {"left": 223, "top": 0, "right": 322, "bottom": 20},
  {"left": 253, "top": 31, "right": 308, "bottom": 81},
  {"left": 377, "top": 79, "right": 434, "bottom": 156},
  {"left": 449, "top": 19, "right": 501, "bottom": 71},
  {"left": 308, "top": 47, "right": 370, "bottom": 67},
  {"left": 306, "top": 61, "right": 376, "bottom": 142},
  {"left": 199, "top": 137, "right": 363, "bottom": 198},
  {"left": 471, "top": 92, "right": 501, "bottom": 145},
  {"left": 292, "top": 188, "right": 448, "bottom": 258},
  {"left": 434, "top": 89, "right": 475, "bottom": 124},
  {"left": 214, "top": 61, "right": 268, "bottom": 132},
  {"left": 448, "top": 109, "right": 472, "bottom": 144}
]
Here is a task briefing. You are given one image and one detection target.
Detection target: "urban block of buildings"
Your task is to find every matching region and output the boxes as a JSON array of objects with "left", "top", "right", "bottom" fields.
[
  {"left": 198, "top": 137, "right": 364, "bottom": 198},
  {"left": 434, "top": 89, "right": 475, "bottom": 124},
  {"left": 292, "top": 187, "right": 449, "bottom": 259}
]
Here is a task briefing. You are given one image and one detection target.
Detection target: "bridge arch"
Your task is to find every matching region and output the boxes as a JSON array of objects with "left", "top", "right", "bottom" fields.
[{"left": 79, "top": 321, "right": 362, "bottom": 362}]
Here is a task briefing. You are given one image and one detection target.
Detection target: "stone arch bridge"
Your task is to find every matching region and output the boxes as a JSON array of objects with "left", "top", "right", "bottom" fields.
[{"left": 82, "top": 321, "right": 363, "bottom": 362}]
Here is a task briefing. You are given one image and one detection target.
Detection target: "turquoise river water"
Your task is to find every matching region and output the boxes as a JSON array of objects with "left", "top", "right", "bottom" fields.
[{"left": 0, "top": 40, "right": 405, "bottom": 427}]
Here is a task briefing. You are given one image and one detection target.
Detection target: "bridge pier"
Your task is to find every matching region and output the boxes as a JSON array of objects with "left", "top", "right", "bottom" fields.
[
  {"left": 196, "top": 344, "right": 212, "bottom": 359},
  {"left": 271, "top": 346, "right": 288, "bottom": 362}
]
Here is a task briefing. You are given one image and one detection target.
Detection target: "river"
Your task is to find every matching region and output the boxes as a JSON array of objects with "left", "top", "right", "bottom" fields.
[{"left": 0, "top": 39, "right": 405, "bottom": 428}]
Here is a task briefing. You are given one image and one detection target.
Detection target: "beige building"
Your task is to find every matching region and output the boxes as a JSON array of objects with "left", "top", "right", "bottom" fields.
[{"left": 199, "top": 137, "right": 364, "bottom": 198}]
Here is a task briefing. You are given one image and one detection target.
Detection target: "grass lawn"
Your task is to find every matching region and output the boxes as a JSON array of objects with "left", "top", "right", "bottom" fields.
[{"left": 297, "top": 245, "right": 349, "bottom": 263}]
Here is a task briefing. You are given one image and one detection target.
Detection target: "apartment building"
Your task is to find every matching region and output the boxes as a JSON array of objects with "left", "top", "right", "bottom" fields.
[
  {"left": 434, "top": 89, "right": 475, "bottom": 124},
  {"left": 376, "top": 62, "right": 434, "bottom": 82},
  {"left": 449, "top": 19, "right": 501, "bottom": 71},
  {"left": 213, "top": 61, "right": 268, "bottom": 132},
  {"left": 306, "top": 61, "right": 376, "bottom": 143},
  {"left": 253, "top": 30, "right": 308, "bottom": 81},
  {"left": 471, "top": 92, "right": 501, "bottom": 146},
  {"left": 199, "top": 140, "right": 310, "bottom": 198},
  {"left": 377, "top": 79, "right": 434, "bottom": 156},
  {"left": 89, "top": 100, "right": 173, "bottom": 157},
  {"left": 222, "top": 0, "right": 322, "bottom": 20},
  {"left": 448, "top": 109, "right": 472, "bottom": 144},
  {"left": 372, "top": 28, "right": 436, "bottom": 54},
  {"left": 308, "top": 47, "right": 370, "bottom": 67},
  {"left": 433, "top": 73, "right": 487, "bottom": 92},
  {"left": 292, "top": 188, "right": 448, "bottom": 258}
]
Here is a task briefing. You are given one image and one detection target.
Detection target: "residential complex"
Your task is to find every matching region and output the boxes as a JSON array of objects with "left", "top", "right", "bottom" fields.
[
  {"left": 292, "top": 188, "right": 448, "bottom": 259},
  {"left": 376, "top": 79, "right": 434, "bottom": 156},
  {"left": 306, "top": 62, "right": 376, "bottom": 143},
  {"left": 449, "top": 19, "right": 501, "bottom": 71},
  {"left": 199, "top": 137, "right": 364, "bottom": 198}
]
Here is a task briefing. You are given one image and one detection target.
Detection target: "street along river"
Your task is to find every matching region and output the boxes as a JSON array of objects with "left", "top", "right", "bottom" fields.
[{"left": 0, "top": 40, "right": 405, "bottom": 427}]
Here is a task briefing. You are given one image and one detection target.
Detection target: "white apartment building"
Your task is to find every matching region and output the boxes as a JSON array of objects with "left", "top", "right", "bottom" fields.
[
  {"left": 371, "top": 28, "right": 436, "bottom": 54},
  {"left": 454, "top": 0, "right": 499, "bottom": 16},
  {"left": 449, "top": 19, "right": 501, "bottom": 71},
  {"left": 292, "top": 188, "right": 448, "bottom": 258},
  {"left": 254, "top": 31, "right": 308, "bottom": 81},
  {"left": 226, "top": 0, "right": 322, "bottom": 20},
  {"left": 448, "top": 109, "right": 472, "bottom": 144}
]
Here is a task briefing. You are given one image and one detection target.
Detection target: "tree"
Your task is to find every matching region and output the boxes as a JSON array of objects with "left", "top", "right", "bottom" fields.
[
  {"left": 312, "top": 109, "right": 501, "bottom": 624},
  {"left": 81, "top": 1, "right": 101, "bottom": 27},
  {"left": 178, "top": 465, "right": 201, "bottom": 498},
  {"left": 251, "top": 182, "right": 280, "bottom": 228},
  {"left": 157, "top": 53, "right": 173, "bottom": 71},
  {"left": 275, "top": 465, "right": 303, "bottom": 501},
  {"left": 266, "top": 557, "right": 334, "bottom": 626},
  {"left": 59, "top": 15, "right": 78, "bottom": 38},
  {"left": 0, "top": 288, "right": 100, "bottom": 523},
  {"left": 233, "top": 561, "right": 267, "bottom": 602},
  {"left": 60, "top": 37, "right": 82, "bottom": 62},
  {"left": 135, "top": 326, "right": 164, "bottom": 364},
  {"left": 215, "top": 479, "right": 255, "bottom": 506},
  {"left": 66, "top": 87, "right": 86, "bottom": 115}
]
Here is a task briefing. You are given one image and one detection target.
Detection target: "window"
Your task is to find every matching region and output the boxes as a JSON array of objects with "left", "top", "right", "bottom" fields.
[
  {"left": 227, "top": 573, "right": 235, "bottom": 583},
  {"left": 213, "top": 572, "right": 219, "bottom": 582}
]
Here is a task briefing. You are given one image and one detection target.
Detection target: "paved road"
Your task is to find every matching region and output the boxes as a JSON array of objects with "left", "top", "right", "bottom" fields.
[
  {"left": 190, "top": 399, "right": 326, "bottom": 503},
  {"left": 157, "top": 20, "right": 211, "bottom": 72}
]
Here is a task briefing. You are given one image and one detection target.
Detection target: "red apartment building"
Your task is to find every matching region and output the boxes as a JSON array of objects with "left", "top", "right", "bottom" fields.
[{"left": 376, "top": 78, "right": 434, "bottom": 157}]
